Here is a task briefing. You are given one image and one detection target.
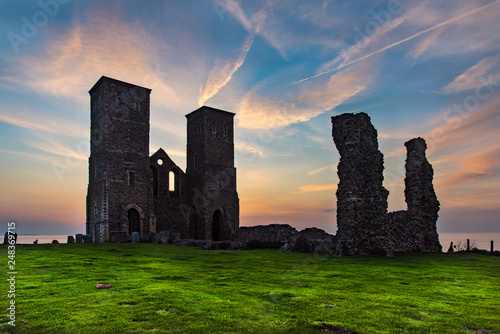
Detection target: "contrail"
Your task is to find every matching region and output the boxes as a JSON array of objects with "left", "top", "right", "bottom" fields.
[{"left": 295, "top": 0, "right": 500, "bottom": 85}]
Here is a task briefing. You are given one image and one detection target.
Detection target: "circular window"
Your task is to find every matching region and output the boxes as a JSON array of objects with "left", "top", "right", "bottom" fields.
[{"left": 157, "top": 158, "right": 164, "bottom": 166}]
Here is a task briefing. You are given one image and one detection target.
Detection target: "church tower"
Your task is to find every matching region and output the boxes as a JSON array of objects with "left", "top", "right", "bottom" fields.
[
  {"left": 185, "top": 106, "right": 239, "bottom": 240},
  {"left": 86, "top": 76, "right": 153, "bottom": 243}
]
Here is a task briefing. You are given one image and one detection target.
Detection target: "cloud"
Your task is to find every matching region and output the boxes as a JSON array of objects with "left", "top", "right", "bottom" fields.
[
  {"left": 442, "top": 55, "right": 500, "bottom": 94},
  {"left": 198, "top": 8, "right": 266, "bottom": 106},
  {"left": 317, "top": 17, "right": 405, "bottom": 76},
  {"left": 296, "top": 0, "right": 500, "bottom": 84},
  {"left": 307, "top": 164, "right": 336, "bottom": 175},
  {"left": 295, "top": 183, "right": 337, "bottom": 193},
  {"left": 423, "top": 93, "right": 500, "bottom": 212},
  {"left": 198, "top": 33, "right": 255, "bottom": 106},
  {"left": 237, "top": 63, "right": 375, "bottom": 129},
  {"left": 0, "top": 109, "right": 86, "bottom": 139},
  {"left": 235, "top": 140, "right": 266, "bottom": 158},
  {"left": 25, "top": 136, "right": 87, "bottom": 162},
  {"left": 9, "top": 9, "right": 183, "bottom": 108},
  {"left": 410, "top": 29, "right": 442, "bottom": 59},
  {"left": 216, "top": 0, "right": 252, "bottom": 31}
]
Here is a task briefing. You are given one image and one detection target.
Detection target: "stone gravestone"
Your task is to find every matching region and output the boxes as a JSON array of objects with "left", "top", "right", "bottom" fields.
[
  {"left": 131, "top": 232, "right": 140, "bottom": 243},
  {"left": 159, "top": 231, "right": 170, "bottom": 244},
  {"left": 75, "top": 234, "right": 83, "bottom": 243},
  {"left": 67, "top": 236, "right": 75, "bottom": 243}
]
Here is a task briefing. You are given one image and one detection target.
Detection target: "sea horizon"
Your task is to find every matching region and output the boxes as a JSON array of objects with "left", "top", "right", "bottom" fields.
[{"left": 12, "top": 232, "right": 500, "bottom": 252}]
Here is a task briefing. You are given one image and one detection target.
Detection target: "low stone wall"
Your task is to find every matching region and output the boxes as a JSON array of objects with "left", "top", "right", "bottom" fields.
[
  {"left": 236, "top": 224, "right": 299, "bottom": 243},
  {"left": 281, "top": 228, "right": 336, "bottom": 254}
]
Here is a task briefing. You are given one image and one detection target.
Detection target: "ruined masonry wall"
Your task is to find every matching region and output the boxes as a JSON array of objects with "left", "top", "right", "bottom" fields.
[
  {"left": 332, "top": 113, "right": 389, "bottom": 255},
  {"left": 332, "top": 113, "right": 441, "bottom": 255}
]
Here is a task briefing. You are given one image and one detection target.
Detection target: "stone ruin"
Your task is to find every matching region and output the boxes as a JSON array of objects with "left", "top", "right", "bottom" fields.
[
  {"left": 332, "top": 112, "right": 441, "bottom": 255},
  {"left": 81, "top": 77, "right": 441, "bottom": 255}
]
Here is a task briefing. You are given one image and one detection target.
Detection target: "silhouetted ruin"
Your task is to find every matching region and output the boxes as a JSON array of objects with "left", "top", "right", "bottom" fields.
[
  {"left": 85, "top": 77, "right": 440, "bottom": 255},
  {"left": 86, "top": 76, "right": 239, "bottom": 243},
  {"left": 332, "top": 113, "right": 441, "bottom": 255}
]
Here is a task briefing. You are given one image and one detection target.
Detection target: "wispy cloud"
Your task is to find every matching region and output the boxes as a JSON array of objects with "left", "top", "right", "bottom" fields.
[
  {"left": 198, "top": 33, "right": 255, "bottom": 106},
  {"left": 307, "top": 164, "right": 336, "bottom": 175},
  {"left": 295, "top": 183, "right": 337, "bottom": 193},
  {"left": 317, "top": 17, "right": 405, "bottom": 76},
  {"left": 198, "top": 8, "right": 266, "bottom": 106},
  {"left": 442, "top": 55, "right": 500, "bottom": 93},
  {"left": 0, "top": 109, "right": 86, "bottom": 139},
  {"left": 237, "top": 63, "right": 375, "bottom": 129},
  {"left": 25, "top": 136, "right": 87, "bottom": 161},
  {"left": 235, "top": 140, "right": 266, "bottom": 158},
  {"left": 8, "top": 9, "right": 183, "bottom": 108},
  {"left": 296, "top": 0, "right": 500, "bottom": 84}
]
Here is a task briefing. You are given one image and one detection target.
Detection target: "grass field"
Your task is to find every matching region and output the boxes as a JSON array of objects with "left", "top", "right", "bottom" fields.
[{"left": 1, "top": 243, "right": 499, "bottom": 334}]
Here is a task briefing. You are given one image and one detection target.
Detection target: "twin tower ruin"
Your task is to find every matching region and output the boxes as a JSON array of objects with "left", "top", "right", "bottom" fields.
[
  {"left": 86, "top": 76, "right": 440, "bottom": 255},
  {"left": 86, "top": 76, "right": 239, "bottom": 243}
]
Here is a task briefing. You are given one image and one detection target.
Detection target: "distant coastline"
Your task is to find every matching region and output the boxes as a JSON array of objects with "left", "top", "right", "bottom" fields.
[{"left": 14, "top": 233, "right": 500, "bottom": 252}]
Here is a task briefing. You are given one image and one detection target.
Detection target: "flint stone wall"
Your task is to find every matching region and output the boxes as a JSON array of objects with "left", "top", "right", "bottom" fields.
[
  {"left": 280, "top": 228, "right": 336, "bottom": 253},
  {"left": 332, "top": 113, "right": 441, "bottom": 255},
  {"left": 236, "top": 224, "right": 299, "bottom": 243},
  {"left": 332, "top": 112, "right": 389, "bottom": 255}
]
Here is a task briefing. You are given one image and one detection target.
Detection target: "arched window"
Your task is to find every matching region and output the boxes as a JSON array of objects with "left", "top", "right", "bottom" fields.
[
  {"left": 169, "top": 170, "right": 175, "bottom": 192},
  {"left": 128, "top": 171, "right": 135, "bottom": 185},
  {"left": 169, "top": 169, "right": 180, "bottom": 196}
]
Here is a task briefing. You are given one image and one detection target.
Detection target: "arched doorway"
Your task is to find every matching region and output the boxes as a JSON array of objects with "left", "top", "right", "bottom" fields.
[
  {"left": 212, "top": 210, "right": 222, "bottom": 241},
  {"left": 128, "top": 208, "right": 141, "bottom": 237}
]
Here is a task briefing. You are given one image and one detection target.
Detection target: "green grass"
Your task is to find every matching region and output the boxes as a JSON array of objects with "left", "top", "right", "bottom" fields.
[{"left": 1, "top": 244, "right": 499, "bottom": 334}]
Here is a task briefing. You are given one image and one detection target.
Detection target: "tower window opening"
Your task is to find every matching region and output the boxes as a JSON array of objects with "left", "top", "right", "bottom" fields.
[
  {"left": 116, "top": 96, "right": 121, "bottom": 108},
  {"left": 169, "top": 170, "right": 175, "bottom": 192},
  {"left": 212, "top": 122, "right": 216, "bottom": 135},
  {"left": 128, "top": 171, "right": 135, "bottom": 185},
  {"left": 223, "top": 123, "right": 228, "bottom": 137},
  {"left": 134, "top": 102, "right": 139, "bottom": 111}
]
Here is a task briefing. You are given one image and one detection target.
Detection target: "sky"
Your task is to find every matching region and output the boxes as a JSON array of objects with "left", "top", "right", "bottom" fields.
[{"left": 1, "top": 0, "right": 500, "bottom": 235}]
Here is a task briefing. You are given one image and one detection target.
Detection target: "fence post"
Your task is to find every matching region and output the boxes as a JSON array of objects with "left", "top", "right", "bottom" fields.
[
  {"left": 447, "top": 241, "right": 454, "bottom": 253},
  {"left": 491, "top": 241, "right": 494, "bottom": 254},
  {"left": 467, "top": 239, "right": 470, "bottom": 251}
]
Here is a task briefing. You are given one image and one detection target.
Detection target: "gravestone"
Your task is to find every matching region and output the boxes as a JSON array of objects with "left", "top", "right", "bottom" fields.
[
  {"left": 131, "top": 232, "right": 140, "bottom": 243},
  {"left": 76, "top": 234, "right": 83, "bottom": 243},
  {"left": 158, "top": 231, "right": 170, "bottom": 244},
  {"left": 67, "top": 236, "right": 75, "bottom": 243}
]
